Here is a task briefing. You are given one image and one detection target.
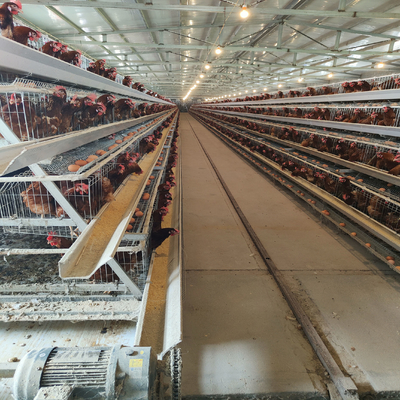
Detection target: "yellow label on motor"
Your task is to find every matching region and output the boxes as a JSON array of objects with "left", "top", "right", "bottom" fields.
[{"left": 129, "top": 359, "right": 143, "bottom": 368}]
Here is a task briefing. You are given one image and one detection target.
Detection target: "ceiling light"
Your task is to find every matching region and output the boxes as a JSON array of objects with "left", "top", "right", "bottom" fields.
[
  {"left": 239, "top": 92, "right": 241, "bottom": 95},
  {"left": 278, "top": 84, "right": 282, "bottom": 88},
  {"left": 245, "top": 90, "right": 248, "bottom": 93},
  {"left": 200, "top": 74, "right": 204, "bottom": 78},
  {"left": 253, "top": 89, "right": 256, "bottom": 92},
  {"left": 233, "top": 93, "right": 236, "bottom": 96},
  {"left": 215, "top": 47, "right": 222, "bottom": 55},
  {"left": 377, "top": 62, "right": 385, "bottom": 68},
  {"left": 205, "top": 64, "right": 210, "bottom": 70},
  {"left": 328, "top": 73, "right": 333, "bottom": 78},
  {"left": 240, "top": 5, "right": 249, "bottom": 19},
  {"left": 196, "top": 80, "right": 200, "bottom": 83},
  {"left": 263, "top": 87, "right": 267, "bottom": 91},
  {"left": 298, "top": 77, "right": 304, "bottom": 82}
]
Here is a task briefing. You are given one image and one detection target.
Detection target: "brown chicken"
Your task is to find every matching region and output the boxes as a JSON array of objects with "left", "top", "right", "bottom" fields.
[
  {"left": 114, "top": 98, "right": 135, "bottom": 120},
  {"left": 12, "top": 26, "right": 41, "bottom": 45},
  {"left": 0, "top": 1, "right": 22, "bottom": 39},
  {"left": 104, "top": 67, "right": 117, "bottom": 80},
  {"left": 367, "top": 195, "right": 387, "bottom": 220},
  {"left": 378, "top": 106, "right": 396, "bottom": 126},
  {"left": 21, "top": 182, "right": 56, "bottom": 216},
  {"left": 123, "top": 76, "right": 133, "bottom": 87},
  {"left": 97, "top": 93, "right": 116, "bottom": 122},
  {"left": 40, "top": 41, "right": 64, "bottom": 57},
  {"left": 45, "top": 86, "right": 67, "bottom": 119},
  {"left": 79, "top": 102, "right": 106, "bottom": 130},
  {"left": 101, "top": 177, "right": 115, "bottom": 203},
  {"left": 63, "top": 182, "right": 97, "bottom": 218},
  {"left": 59, "top": 50, "right": 82, "bottom": 67},
  {"left": 47, "top": 232, "right": 73, "bottom": 249},
  {"left": 87, "top": 59, "right": 106, "bottom": 75},
  {"left": 1, "top": 93, "right": 40, "bottom": 140},
  {"left": 341, "top": 82, "right": 354, "bottom": 93}
]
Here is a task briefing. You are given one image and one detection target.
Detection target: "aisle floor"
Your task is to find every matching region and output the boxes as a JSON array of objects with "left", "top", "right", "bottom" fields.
[{"left": 179, "top": 113, "right": 400, "bottom": 398}]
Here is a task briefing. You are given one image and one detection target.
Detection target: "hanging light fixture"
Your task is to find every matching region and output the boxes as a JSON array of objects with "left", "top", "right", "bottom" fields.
[
  {"left": 215, "top": 47, "right": 222, "bottom": 55},
  {"left": 240, "top": 4, "right": 249, "bottom": 18},
  {"left": 200, "top": 74, "right": 204, "bottom": 78},
  {"left": 205, "top": 64, "right": 211, "bottom": 70}
]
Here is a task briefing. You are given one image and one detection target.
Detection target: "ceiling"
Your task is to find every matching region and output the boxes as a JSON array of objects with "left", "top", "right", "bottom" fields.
[{"left": 17, "top": 0, "right": 400, "bottom": 100}]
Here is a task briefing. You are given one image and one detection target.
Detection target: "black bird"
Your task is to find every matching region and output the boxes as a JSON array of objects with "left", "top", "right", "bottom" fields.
[{"left": 150, "top": 228, "right": 179, "bottom": 250}]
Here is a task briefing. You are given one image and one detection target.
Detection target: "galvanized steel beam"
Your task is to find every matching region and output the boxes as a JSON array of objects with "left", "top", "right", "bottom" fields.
[{"left": 20, "top": 1, "right": 400, "bottom": 19}]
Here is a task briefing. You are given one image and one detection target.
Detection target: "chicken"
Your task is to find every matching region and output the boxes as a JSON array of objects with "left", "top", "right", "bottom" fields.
[
  {"left": 152, "top": 206, "right": 169, "bottom": 232},
  {"left": 319, "top": 173, "right": 336, "bottom": 194},
  {"left": 321, "top": 86, "right": 335, "bottom": 95},
  {"left": 139, "top": 136, "right": 156, "bottom": 155},
  {"left": 46, "top": 232, "right": 73, "bottom": 249},
  {"left": 338, "top": 177, "right": 353, "bottom": 204},
  {"left": 307, "top": 87, "right": 318, "bottom": 96},
  {"left": 318, "top": 137, "right": 333, "bottom": 153},
  {"left": 347, "top": 142, "right": 364, "bottom": 162},
  {"left": 157, "top": 191, "right": 172, "bottom": 209},
  {"left": 122, "top": 76, "right": 132, "bottom": 87},
  {"left": 87, "top": 59, "right": 106, "bottom": 75},
  {"left": 1, "top": 93, "right": 40, "bottom": 140},
  {"left": 108, "top": 164, "right": 127, "bottom": 189},
  {"left": 63, "top": 182, "right": 97, "bottom": 218},
  {"left": 301, "top": 133, "right": 319, "bottom": 148},
  {"left": 40, "top": 41, "right": 63, "bottom": 57},
  {"left": 372, "top": 78, "right": 400, "bottom": 91},
  {"left": 335, "top": 111, "right": 349, "bottom": 122},
  {"left": 375, "top": 152, "right": 397, "bottom": 171},
  {"left": 358, "top": 113, "right": 373, "bottom": 125},
  {"left": 79, "top": 102, "right": 107, "bottom": 130},
  {"left": 356, "top": 80, "right": 373, "bottom": 91},
  {"left": 45, "top": 86, "right": 67, "bottom": 119},
  {"left": 101, "top": 177, "right": 115, "bottom": 203},
  {"left": 59, "top": 50, "right": 82, "bottom": 67},
  {"left": 318, "top": 108, "right": 331, "bottom": 121},
  {"left": 388, "top": 154, "right": 400, "bottom": 175},
  {"left": 367, "top": 195, "right": 387, "bottom": 220},
  {"left": 288, "top": 107, "right": 302, "bottom": 118},
  {"left": 96, "top": 94, "right": 116, "bottom": 123},
  {"left": 104, "top": 67, "right": 117, "bottom": 81},
  {"left": 132, "top": 82, "right": 145, "bottom": 91},
  {"left": 114, "top": 98, "right": 135, "bottom": 120},
  {"left": 385, "top": 213, "right": 400, "bottom": 233},
  {"left": 341, "top": 82, "right": 354, "bottom": 93},
  {"left": 353, "top": 190, "right": 368, "bottom": 211},
  {"left": 12, "top": 26, "right": 41, "bottom": 45},
  {"left": 150, "top": 228, "right": 179, "bottom": 251},
  {"left": 378, "top": 106, "right": 396, "bottom": 127},
  {"left": 116, "top": 151, "right": 133, "bottom": 166},
  {"left": 0, "top": 1, "right": 22, "bottom": 39},
  {"left": 21, "top": 182, "right": 56, "bottom": 216},
  {"left": 125, "top": 159, "right": 143, "bottom": 176}
]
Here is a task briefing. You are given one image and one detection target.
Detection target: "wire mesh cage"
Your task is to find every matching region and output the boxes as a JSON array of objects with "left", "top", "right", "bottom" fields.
[
  {"left": 197, "top": 112, "right": 400, "bottom": 236},
  {"left": 200, "top": 73, "right": 400, "bottom": 105},
  {"left": 0, "top": 171, "right": 104, "bottom": 227},
  {"left": 89, "top": 249, "right": 149, "bottom": 291},
  {"left": 200, "top": 108, "right": 400, "bottom": 173},
  {"left": 0, "top": 76, "right": 164, "bottom": 145}
]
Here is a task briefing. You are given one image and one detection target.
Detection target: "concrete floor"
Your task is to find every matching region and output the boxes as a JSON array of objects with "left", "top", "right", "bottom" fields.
[{"left": 179, "top": 113, "right": 400, "bottom": 399}]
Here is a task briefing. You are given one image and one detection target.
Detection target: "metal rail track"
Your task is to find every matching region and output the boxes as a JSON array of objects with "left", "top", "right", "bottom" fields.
[{"left": 187, "top": 115, "right": 360, "bottom": 400}]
